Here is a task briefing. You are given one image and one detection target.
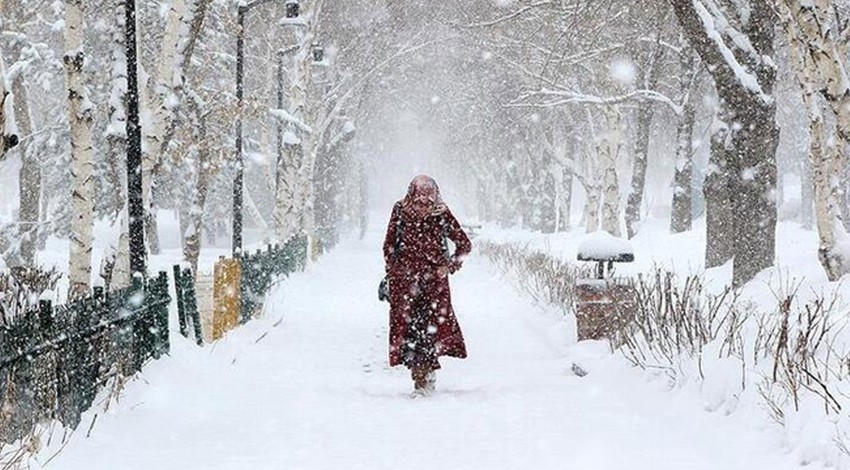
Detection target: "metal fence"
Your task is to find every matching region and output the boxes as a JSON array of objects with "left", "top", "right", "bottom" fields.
[
  {"left": 0, "top": 272, "right": 170, "bottom": 444},
  {"left": 239, "top": 234, "right": 308, "bottom": 322}
]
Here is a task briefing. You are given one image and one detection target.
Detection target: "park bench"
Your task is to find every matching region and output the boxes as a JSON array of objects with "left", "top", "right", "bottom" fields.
[{"left": 574, "top": 232, "right": 636, "bottom": 342}]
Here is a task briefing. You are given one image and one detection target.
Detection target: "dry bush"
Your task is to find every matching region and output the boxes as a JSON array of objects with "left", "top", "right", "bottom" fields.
[
  {"left": 477, "top": 240, "right": 589, "bottom": 313},
  {"left": 757, "top": 283, "right": 846, "bottom": 425},
  {"left": 617, "top": 270, "right": 740, "bottom": 374}
]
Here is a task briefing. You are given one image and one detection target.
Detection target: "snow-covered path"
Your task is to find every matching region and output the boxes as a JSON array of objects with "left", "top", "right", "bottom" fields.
[{"left": 38, "top": 233, "right": 816, "bottom": 470}]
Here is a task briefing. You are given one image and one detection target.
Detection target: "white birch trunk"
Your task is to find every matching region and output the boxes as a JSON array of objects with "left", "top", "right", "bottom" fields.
[
  {"left": 784, "top": 0, "right": 850, "bottom": 280},
  {"left": 275, "top": 0, "right": 323, "bottom": 246},
  {"left": 0, "top": 56, "right": 13, "bottom": 160},
  {"left": 65, "top": 0, "right": 95, "bottom": 298},
  {"left": 584, "top": 184, "right": 601, "bottom": 234},
  {"left": 112, "top": 212, "right": 131, "bottom": 289},
  {"left": 106, "top": 0, "right": 128, "bottom": 218},
  {"left": 142, "top": 0, "right": 188, "bottom": 255},
  {"left": 600, "top": 106, "right": 622, "bottom": 237}
]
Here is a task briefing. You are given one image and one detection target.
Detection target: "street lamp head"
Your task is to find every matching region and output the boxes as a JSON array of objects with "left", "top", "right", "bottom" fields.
[
  {"left": 285, "top": 0, "right": 300, "bottom": 18},
  {"left": 311, "top": 42, "right": 324, "bottom": 62}
]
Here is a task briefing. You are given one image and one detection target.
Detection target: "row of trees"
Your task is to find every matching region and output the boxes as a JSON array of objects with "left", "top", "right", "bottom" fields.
[
  {"left": 3, "top": 0, "right": 850, "bottom": 290},
  {"left": 395, "top": 0, "right": 848, "bottom": 287},
  {"left": 0, "top": 1, "right": 428, "bottom": 296}
]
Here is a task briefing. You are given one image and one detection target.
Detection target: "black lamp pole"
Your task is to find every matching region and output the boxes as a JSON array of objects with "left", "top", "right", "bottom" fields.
[
  {"left": 125, "top": 0, "right": 145, "bottom": 279},
  {"left": 234, "top": 5, "right": 246, "bottom": 256}
]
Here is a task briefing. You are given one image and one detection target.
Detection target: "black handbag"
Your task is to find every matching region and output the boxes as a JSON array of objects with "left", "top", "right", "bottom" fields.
[{"left": 378, "top": 276, "right": 390, "bottom": 302}]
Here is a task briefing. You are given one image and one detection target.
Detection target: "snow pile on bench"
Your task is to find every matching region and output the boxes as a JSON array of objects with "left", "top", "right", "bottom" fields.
[{"left": 577, "top": 231, "right": 634, "bottom": 262}]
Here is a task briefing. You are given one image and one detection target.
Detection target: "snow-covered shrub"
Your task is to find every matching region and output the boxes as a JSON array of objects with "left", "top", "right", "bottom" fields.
[
  {"left": 481, "top": 239, "right": 850, "bottom": 465},
  {"left": 0, "top": 266, "right": 61, "bottom": 325},
  {"left": 477, "top": 240, "right": 589, "bottom": 314}
]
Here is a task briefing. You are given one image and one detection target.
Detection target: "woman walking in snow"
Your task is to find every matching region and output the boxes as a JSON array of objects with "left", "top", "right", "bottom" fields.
[{"left": 383, "top": 175, "right": 472, "bottom": 396}]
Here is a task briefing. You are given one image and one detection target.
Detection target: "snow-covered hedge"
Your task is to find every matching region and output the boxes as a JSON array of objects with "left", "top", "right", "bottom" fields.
[{"left": 480, "top": 240, "right": 850, "bottom": 467}]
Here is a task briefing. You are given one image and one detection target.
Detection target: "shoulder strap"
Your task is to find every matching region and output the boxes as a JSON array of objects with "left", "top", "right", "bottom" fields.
[{"left": 392, "top": 204, "right": 404, "bottom": 261}]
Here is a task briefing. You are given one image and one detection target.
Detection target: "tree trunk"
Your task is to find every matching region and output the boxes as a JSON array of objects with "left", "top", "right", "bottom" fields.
[
  {"left": 671, "top": 49, "right": 699, "bottom": 234},
  {"left": 782, "top": 0, "right": 850, "bottom": 280},
  {"left": 111, "top": 212, "right": 131, "bottom": 289},
  {"left": 582, "top": 175, "right": 601, "bottom": 234},
  {"left": 801, "top": 150, "right": 813, "bottom": 229},
  {"left": 65, "top": 0, "right": 95, "bottom": 298},
  {"left": 600, "top": 107, "right": 622, "bottom": 237},
  {"left": 672, "top": 0, "right": 779, "bottom": 286},
  {"left": 105, "top": 0, "right": 128, "bottom": 220},
  {"left": 275, "top": 141, "right": 302, "bottom": 240},
  {"left": 142, "top": 0, "right": 188, "bottom": 256},
  {"left": 0, "top": 57, "right": 15, "bottom": 161},
  {"left": 729, "top": 102, "right": 779, "bottom": 286},
  {"left": 704, "top": 115, "right": 735, "bottom": 268},
  {"left": 624, "top": 45, "right": 662, "bottom": 239},
  {"left": 560, "top": 169, "right": 573, "bottom": 232},
  {"left": 183, "top": 127, "right": 211, "bottom": 275},
  {"left": 13, "top": 71, "right": 39, "bottom": 266}
]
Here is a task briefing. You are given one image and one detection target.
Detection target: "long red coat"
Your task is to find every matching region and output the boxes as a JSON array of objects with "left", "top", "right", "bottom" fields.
[{"left": 383, "top": 201, "right": 472, "bottom": 367}]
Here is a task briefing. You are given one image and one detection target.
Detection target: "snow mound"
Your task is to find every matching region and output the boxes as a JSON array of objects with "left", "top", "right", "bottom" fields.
[{"left": 577, "top": 231, "right": 634, "bottom": 262}]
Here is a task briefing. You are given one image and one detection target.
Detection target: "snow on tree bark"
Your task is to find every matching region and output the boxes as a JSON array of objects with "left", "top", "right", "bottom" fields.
[
  {"left": 12, "top": 63, "right": 39, "bottom": 267},
  {"left": 0, "top": 57, "right": 16, "bottom": 161},
  {"left": 625, "top": 43, "right": 663, "bottom": 239},
  {"left": 671, "top": 0, "right": 779, "bottom": 286},
  {"left": 105, "top": 0, "right": 129, "bottom": 220},
  {"left": 670, "top": 48, "right": 700, "bottom": 234},
  {"left": 600, "top": 106, "right": 622, "bottom": 237},
  {"left": 65, "top": 0, "right": 95, "bottom": 298},
  {"left": 142, "top": 0, "right": 188, "bottom": 256},
  {"left": 275, "top": 0, "right": 323, "bottom": 245},
  {"left": 781, "top": 0, "right": 850, "bottom": 281}
]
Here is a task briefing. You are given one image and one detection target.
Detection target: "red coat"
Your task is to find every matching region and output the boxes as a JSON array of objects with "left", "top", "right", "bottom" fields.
[{"left": 383, "top": 201, "right": 472, "bottom": 367}]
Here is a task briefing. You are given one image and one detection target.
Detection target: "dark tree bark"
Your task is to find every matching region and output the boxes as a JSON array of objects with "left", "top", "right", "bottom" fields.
[
  {"left": 670, "top": 48, "right": 700, "bottom": 234},
  {"left": 560, "top": 168, "right": 573, "bottom": 232},
  {"left": 800, "top": 153, "right": 813, "bottom": 229},
  {"left": 625, "top": 44, "right": 664, "bottom": 239},
  {"left": 671, "top": 0, "right": 779, "bottom": 286},
  {"left": 704, "top": 116, "right": 735, "bottom": 267},
  {"left": 13, "top": 75, "right": 39, "bottom": 267}
]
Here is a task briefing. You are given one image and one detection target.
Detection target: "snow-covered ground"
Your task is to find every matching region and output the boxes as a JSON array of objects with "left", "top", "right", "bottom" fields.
[{"left": 28, "top": 224, "right": 822, "bottom": 470}]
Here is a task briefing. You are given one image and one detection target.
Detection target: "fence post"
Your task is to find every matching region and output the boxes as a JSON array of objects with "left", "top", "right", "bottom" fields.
[
  {"left": 173, "top": 265, "right": 188, "bottom": 338},
  {"left": 130, "top": 275, "right": 146, "bottom": 373},
  {"left": 183, "top": 268, "right": 203, "bottom": 346},
  {"left": 152, "top": 271, "right": 170, "bottom": 358},
  {"left": 33, "top": 299, "right": 56, "bottom": 423}
]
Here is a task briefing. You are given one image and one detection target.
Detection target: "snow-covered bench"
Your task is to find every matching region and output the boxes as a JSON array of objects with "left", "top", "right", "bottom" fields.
[{"left": 575, "top": 232, "right": 636, "bottom": 341}]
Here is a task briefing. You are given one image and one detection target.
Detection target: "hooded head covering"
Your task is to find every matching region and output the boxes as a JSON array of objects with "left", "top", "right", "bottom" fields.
[{"left": 402, "top": 175, "right": 447, "bottom": 219}]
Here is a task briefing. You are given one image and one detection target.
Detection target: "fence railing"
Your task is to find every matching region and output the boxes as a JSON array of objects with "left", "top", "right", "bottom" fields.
[
  {"left": 239, "top": 234, "right": 308, "bottom": 322},
  {"left": 0, "top": 272, "right": 170, "bottom": 444},
  {"left": 0, "top": 235, "right": 308, "bottom": 444}
]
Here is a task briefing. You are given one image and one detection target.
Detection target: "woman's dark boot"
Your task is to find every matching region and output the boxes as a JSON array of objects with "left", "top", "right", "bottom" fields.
[{"left": 411, "top": 366, "right": 429, "bottom": 397}]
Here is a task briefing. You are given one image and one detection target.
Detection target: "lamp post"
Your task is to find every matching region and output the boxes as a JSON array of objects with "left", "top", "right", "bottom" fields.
[
  {"left": 125, "top": 0, "right": 145, "bottom": 279},
  {"left": 234, "top": 0, "right": 298, "bottom": 256}
]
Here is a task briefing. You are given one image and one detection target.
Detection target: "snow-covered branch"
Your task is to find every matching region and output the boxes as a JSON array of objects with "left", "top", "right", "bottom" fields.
[
  {"left": 513, "top": 88, "right": 683, "bottom": 115},
  {"left": 270, "top": 108, "right": 313, "bottom": 134}
]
